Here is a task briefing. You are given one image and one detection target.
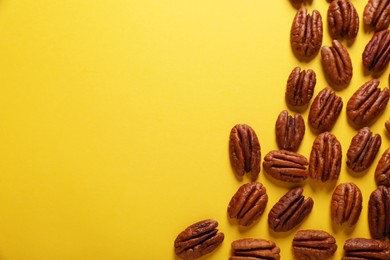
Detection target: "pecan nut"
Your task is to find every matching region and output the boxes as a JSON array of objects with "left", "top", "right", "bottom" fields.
[
  {"left": 230, "top": 238, "right": 280, "bottom": 260},
  {"left": 368, "top": 186, "right": 390, "bottom": 240},
  {"left": 263, "top": 150, "right": 308, "bottom": 183},
  {"left": 275, "top": 110, "right": 305, "bottom": 152},
  {"left": 292, "top": 230, "right": 337, "bottom": 260},
  {"left": 309, "top": 132, "right": 342, "bottom": 182},
  {"left": 346, "top": 127, "right": 382, "bottom": 172},
  {"left": 343, "top": 238, "right": 390, "bottom": 260},
  {"left": 363, "top": 30, "right": 390, "bottom": 74},
  {"left": 327, "top": 0, "right": 359, "bottom": 39},
  {"left": 375, "top": 148, "right": 390, "bottom": 187},
  {"left": 229, "top": 124, "right": 261, "bottom": 180},
  {"left": 308, "top": 87, "right": 343, "bottom": 133},
  {"left": 385, "top": 120, "right": 390, "bottom": 134},
  {"left": 285, "top": 66, "right": 316, "bottom": 108},
  {"left": 331, "top": 183, "right": 362, "bottom": 227},
  {"left": 363, "top": 0, "right": 390, "bottom": 31},
  {"left": 321, "top": 40, "right": 353, "bottom": 86},
  {"left": 268, "top": 187, "right": 313, "bottom": 232},
  {"left": 346, "top": 79, "right": 390, "bottom": 128},
  {"left": 291, "top": 8, "right": 323, "bottom": 59},
  {"left": 227, "top": 182, "right": 268, "bottom": 226},
  {"left": 174, "top": 219, "right": 224, "bottom": 260}
]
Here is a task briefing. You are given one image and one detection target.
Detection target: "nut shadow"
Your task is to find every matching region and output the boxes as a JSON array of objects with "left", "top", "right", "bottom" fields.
[
  {"left": 346, "top": 166, "right": 370, "bottom": 178},
  {"left": 307, "top": 178, "right": 337, "bottom": 192}
]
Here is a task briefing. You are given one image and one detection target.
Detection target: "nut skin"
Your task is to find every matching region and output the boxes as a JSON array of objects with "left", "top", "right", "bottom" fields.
[
  {"left": 331, "top": 183, "right": 362, "bottom": 227},
  {"left": 291, "top": 8, "right": 323, "bottom": 59},
  {"left": 363, "top": 0, "right": 390, "bottom": 31},
  {"left": 230, "top": 238, "right": 280, "bottom": 260},
  {"left": 385, "top": 120, "right": 390, "bottom": 134},
  {"left": 368, "top": 186, "right": 390, "bottom": 240},
  {"left": 263, "top": 150, "right": 309, "bottom": 183},
  {"left": 292, "top": 230, "right": 337, "bottom": 260},
  {"left": 327, "top": 0, "right": 359, "bottom": 39},
  {"left": 363, "top": 30, "right": 390, "bottom": 74},
  {"left": 229, "top": 124, "right": 261, "bottom": 181},
  {"left": 275, "top": 110, "right": 305, "bottom": 152},
  {"left": 346, "top": 79, "right": 390, "bottom": 128},
  {"left": 375, "top": 148, "right": 390, "bottom": 187},
  {"left": 309, "top": 132, "right": 342, "bottom": 182},
  {"left": 227, "top": 182, "right": 268, "bottom": 227},
  {"left": 321, "top": 40, "right": 353, "bottom": 86},
  {"left": 343, "top": 238, "right": 390, "bottom": 260},
  {"left": 268, "top": 187, "right": 314, "bottom": 232},
  {"left": 174, "top": 219, "right": 224, "bottom": 260},
  {"left": 346, "top": 127, "right": 382, "bottom": 172},
  {"left": 285, "top": 66, "right": 316, "bottom": 108}
]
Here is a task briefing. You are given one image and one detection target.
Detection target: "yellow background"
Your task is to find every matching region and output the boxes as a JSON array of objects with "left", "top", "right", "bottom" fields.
[{"left": 0, "top": 0, "right": 388, "bottom": 259}]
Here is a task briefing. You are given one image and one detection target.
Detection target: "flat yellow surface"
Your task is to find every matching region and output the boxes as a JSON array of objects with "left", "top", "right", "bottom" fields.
[{"left": 0, "top": 0, "right": 388, "bottom": 259}]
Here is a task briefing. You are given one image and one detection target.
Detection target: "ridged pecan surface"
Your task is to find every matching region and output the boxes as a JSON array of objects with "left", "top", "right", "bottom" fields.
[
  {"left": 343, "top": 238, "right": 390, "bottom": 260},
  {"left": 328, "top": 0, "right": 359, "bottom": 39},
  {"left": 275, "top": 110, "right": 305, "bottom": 152},
  {"left": 285, "top": 66, "right": 316, "bottom": 108},
  {"left": 292, "top": 230, "right": 337, "bottom": 260},
  {"left": 375, "top": 148, "right": 390, "bottom": 187},
  {"left": 368, "top": 186, "right": 390, "bottom": 240},
  {"left": 363, "top": 30, "right": 390, "bottom": 74},
  {"left": 363, "top": 0, "right": 390, "bottom": 31},
  {"left": 331, "top": 183, "right": 362, "bottom": 227},
  {"left": 230, "top": 238, "right": 280, "bottom": 260}
]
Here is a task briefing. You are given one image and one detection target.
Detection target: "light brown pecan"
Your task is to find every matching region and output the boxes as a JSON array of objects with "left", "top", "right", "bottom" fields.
[
  {"left": 343, "top": 238, "right": 390, "bottom": 260},
  {"left": 268, "top": 187, "right": 313, "bottom": 232},
  {"left": 363, "top": 0, "right": 390, "bottom": 31},
  {"left": 346, "top": 127, "right": 382, "bottom": 172},
  {"left": 309, "top": 132, "right": 342, "bottom": 182},
  {"left": 230, "top": 238, "right": 280, "bottom": 260},
  {"left": 346, "top": 79, "right": 390, "bottom": 128},
  {"left": 285, "top": 67, "right": 316, "bottom": 108},
  {"left": 291, "top": 8, "right": 323, "bottom": 59},
  {"left": 363, "top": 30, "right": 390, "bottom": 74},
  {"left": 174, "top": 219, "right": 224, "bottom": 260},
  {"left": 308, "top": 87, "right": 343, "bottom": 133},
  {"left": 328, "top": 0, "right": 359, "bottom": 39},
  {"left": 331, "top": 183, "right": 362, "bottom": 227},
  {"left": 263, "top": 150, "right": 308, "bottom": 183},
  {"left": 375, "top": 148, "right": 390, "bottom": 187},
  {"left": 227, "top": 182, "right": 268, "bottom": 227},
  {"left": 292, "top": 230, "right": 337, "bottom": 260},
  {"left": 368, "top": 186, "right": 390, "bottom": 240},
  {"left": 229, "top": 124, "right": 261, "bottom": 180},
  {"left": 275, "top": 110, "right": 305, "bottom": 152}
]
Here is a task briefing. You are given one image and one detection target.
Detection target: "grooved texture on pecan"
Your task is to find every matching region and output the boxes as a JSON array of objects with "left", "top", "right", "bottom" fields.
[
  {"left": 275, "top": 110, "right": 305, "bottom": 152},
  {"left": 343, "top": 238, "right": 390, "bottom": 260},
  {"left": 346, "top": 79, "right": 390, "bottom": 128},
  {"left": 308, "top": 87, "right": 343, "bottom": 133},
  {"left": 331, "top": 183, "right": 362, "bottom": 227},
  {"left": 346, "top": 127, "right": 382, "bottom": 172},
  {"left": 363, "top": 0, "right": 390, "bottom": 31},
  {"left": 174, "top": 219, "right": 224, "bottom": 260},
  {"left": 263, "top": 150, "right": 308, "bottom": 183},
  {"left": 291, "top": 8, "right": 323, "bottom": 59},
  {"left": 328, "top": 0, "right": 359, "bottom": 39},
  {"left": 268, "top": 187, "right": 313, "bottom": 232},
  {"left": 309, "top": 132, "right": 342, "bottom": 182},
  {"left": 229, "top": 124, "right": 261, "bottom": 180},
  {"left": 375, "top": 148, "right": 390, "bottom": 187},
  {"left": 368, "top": 186, "right": 390, "bottom": 240},
  {"left": 227, "top": 182, "right": 268, "bottom": 227},
  {"left": 286, "top": 67, "right": 316, "bottom": 108},
  {"left": 363, "top": 30, "right": 390, "bottom": 73},
  {"left": 230, "top": 238, "right": 280, "bottom": 260},
  {"left": 292, "top": 230, "right": 337, "bottom": 260}
]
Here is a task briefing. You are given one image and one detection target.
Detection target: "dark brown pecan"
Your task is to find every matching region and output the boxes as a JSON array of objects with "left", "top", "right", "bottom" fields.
[
  {"left": 321, "top": 40, "right": 353, "bottom": 86},
  {"left": 346, "top": 79, "right": 390, "bottom": 128},
  {"left": 331, "top": 183, "right": 362, "bottom": 227},
  {"left": 229, "top": 124, "right": 261, "bottom": 180},
  {"left": 308, "top": 87, "right": 343, "bottom": 133},
  {"left": 286, "top": 67, "right": 316, "bottom": 108},
  {"left": 309, "top": 132, "right": 342, "bottom": 182},
  {"left": 368, "top": 186, "right": 390, "bottom": 240},
  {"left": 227, "top": 182, "right": 268, "bottom": 227},
  {"left": 375, "top": 148, "right": 390, "bottom": 187},
  {"left": 291, "top": 8, "right": 323, "bottom": 59},
  {"left": 363, "top": 30, "right": 390, "bottom": 74},
  {"left": 343, "top": 238, "right": 390, "bottom": 260},
  {"left": 363, "top": 0, "right": 390, "bottom": 31},
  {"left": 292, "top": 230, "right": 337, "bottom": 260},
  {"left": 268, "top": 187, "right": 313, "bottom": 232},
  {"left": 386, "top": 120, "right": 390, "bottom": 134},
  {"left": 346, "top": 127, "right": 382, "bottom": 172},
  {"left": 174, "top": 219, "right": 224, "bottom": 260},
  {"left": 230, "top": 238, "right": 280, "bottom": 260},
  {"left": 275, "top": 110, "right": 305, "bottom": 152},
  {"left": 328, "top": 0, "right": 359, "bottom": 39},
  {"left": 263, "top": 150, "right": 308, "bottom": 183}
]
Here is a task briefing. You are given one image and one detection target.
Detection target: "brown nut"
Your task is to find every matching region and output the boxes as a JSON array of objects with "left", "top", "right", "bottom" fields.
[
  {"left": 291, "top": 8, "right": 323, "bottom": 59},
  {"left": 227, "top": 182, "right": 268, "bottom": 227},
  {"left": 346, "top": 127, "right": 382, "bottom": 172},
  {"left": 375, "top": 148, "right": 390, "bottom": 187},
  {"left": 385, "top": 120, "right": 390, "bottom": 134},
  {"left": 230, "top": 238, "right": 280, "bottom": 260},
  {"left": 275, "top": 110, "right": 305, "bottom": 152},
  {"left": 309, "top": 132, "right": 342, "bottom": 182},
  {"left": 268, "top": 187, "right": 313, "bottom": 232},
  {"left": 292, "top": 230, "right": 337, "bottom": 260},
  {"left": 327, "top": 0, "right": 359, "bottom": 39},
  {"left": 363, "top": 0, "right": 390, "bottom": 31},
  {"left": 363, "top": 30, "right": 390, "bottom": 74},
  {"left": 308, "top": 87, "right": 343, "bottom": 133},
  {"left": 368, "top": 186, "right": 390, "bottom": 240},
  {"left": 343, "top": 238, "right": 390, "bottom": 260},
  {"left": 285, "top": 67, "right": 316, "bottom": 108},
  {"left": 346, "top": 79, "right": 390, "bottom": 128},
  {"left": 331, "top": 183, "right": 362, "bottom": 227},
  {"left": 229, "top": 124, "right": 261, "bottom": 180},
  {"left": 174, "top": 219, "right": 224, "bottom": 260},
  {"left": 263, "top": 150, "right": 308, "bottom": 183}
]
